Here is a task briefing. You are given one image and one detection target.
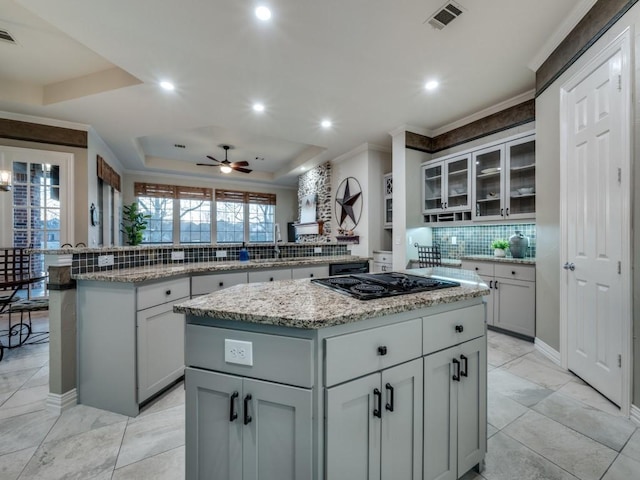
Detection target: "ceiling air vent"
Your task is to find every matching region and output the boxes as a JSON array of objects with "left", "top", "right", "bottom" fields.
[
  {"left": 426, "top": 2, "right": 464, "bottom": 30},
  {"left": 0, "top": 29, "right": 16, "bottom": 44}
]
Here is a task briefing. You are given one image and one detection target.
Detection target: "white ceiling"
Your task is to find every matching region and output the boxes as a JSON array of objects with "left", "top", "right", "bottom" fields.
[{"left": 0, "top": 0, "right": 588, "bottom": 185}]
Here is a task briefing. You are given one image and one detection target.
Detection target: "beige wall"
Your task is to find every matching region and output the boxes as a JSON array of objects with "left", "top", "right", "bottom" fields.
[{"left": 536, "top": 4, "right": 640, "bottom": 408}]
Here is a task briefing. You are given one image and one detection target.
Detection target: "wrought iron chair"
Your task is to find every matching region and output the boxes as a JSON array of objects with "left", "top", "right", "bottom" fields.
[{"left": 414, "top": 243, "right": 442, "bottom": 267}]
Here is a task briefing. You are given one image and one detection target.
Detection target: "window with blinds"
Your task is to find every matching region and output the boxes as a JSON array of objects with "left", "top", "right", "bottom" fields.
[{"left": 215, "top": 189, "right": 276, "bottom": 243}]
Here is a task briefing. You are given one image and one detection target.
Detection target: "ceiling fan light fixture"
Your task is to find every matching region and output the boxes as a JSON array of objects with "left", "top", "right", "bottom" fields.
[{"left": 220, "top": 165, "right": 233, "bottom": 174}]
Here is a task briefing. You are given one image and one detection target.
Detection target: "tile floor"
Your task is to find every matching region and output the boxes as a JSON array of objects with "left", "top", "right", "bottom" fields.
[{"left": 0, "top": 315, "right": 638, "bottom": 479}]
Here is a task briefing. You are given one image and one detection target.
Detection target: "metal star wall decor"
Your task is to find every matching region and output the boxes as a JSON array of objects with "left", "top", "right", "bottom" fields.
[{"left": 335, "top": 177, "right": 363, "bottom": 229}]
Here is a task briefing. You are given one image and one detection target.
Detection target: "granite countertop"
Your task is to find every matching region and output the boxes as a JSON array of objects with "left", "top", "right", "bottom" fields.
[
  {"left": 408, "top": 258, "right": 462, "bottom": 267},
  {"left": 72, "top": 255, "right": 369, "bottom": 283},
  {"left": 173, "top": 267, "right": 489, "bottom": 330},
  {"left": 460, "top": 255, "right": 536, "bottom": 265}
]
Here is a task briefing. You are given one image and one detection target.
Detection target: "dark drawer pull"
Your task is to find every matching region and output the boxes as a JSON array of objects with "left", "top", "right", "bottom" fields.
[
  {"left": 269, "top": 277, "right": 274, "bottom": 281},
  {"left": 452, "top": 358, "right": 461, "bottom": 382},
  {"left": 243, "top": 394, "right": 252, "bottom": 425},
  {"left": 495, "top": 280, "right": 499, "bottom": 290},
  {"left": 229, "top": 391, "right": 239, "bottom": 422},
  {"left": 385, "top": 383, "right": 394, "bottom": 412},
  {"left": 377, "top": 346, "right": 388, "bottom": 356},
  {"left": 455, "top": 325, "right": 464, "bottom": 333},
  {"left": 460, "top": 354, "right": 468, "bottom": 377},
  {"left": 219, "top": 281, "right": 224, "bottom": 287},
  {"left": 165, "top": 289, "right": 171, "bottom": 296},
  {"left": 489, "top": 280, "right": 493, "bottom": 289},
  {"left": 373, "top": 388, "right": 382, "bottom": 418},
  {"left": 512, "top": 271, "right": 516, "bottom": 275},
  {"left": 310, "top": 273, "right": 314, "bottom": 278}
]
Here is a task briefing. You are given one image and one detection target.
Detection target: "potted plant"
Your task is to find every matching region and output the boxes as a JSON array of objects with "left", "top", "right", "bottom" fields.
[
  {"left": 491, "top": 239, "right": 509, "bottom": 257},
  {"left": 121, "top": 202, "right": 151, "bottom": 246}
]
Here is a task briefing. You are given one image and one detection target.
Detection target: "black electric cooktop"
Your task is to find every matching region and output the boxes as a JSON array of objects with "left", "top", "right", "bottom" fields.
[{"left": 311, "top": 272, "right": 460, "bottom": 300}]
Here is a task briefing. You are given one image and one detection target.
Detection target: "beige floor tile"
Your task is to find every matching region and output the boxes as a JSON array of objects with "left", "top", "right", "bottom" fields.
[
  {"left": 499, "top": 354, "right": 574, "bottom": 391},
  {"left": 45, "top": 404, "right": 129, "bottom": 444},
  {"left": 0, "top": 446, "right": 38, "bottom": 480},
  {"left": 0, "top": 409, "right": 58, "bottom": 456},
  {"left": 620, "top": 428, "right": 640, "bottom": 460},
  {"left": 112, "top": 446, "right": 185, "bottom": 480},
  {"left": 0, "top": 384, "right": 48, "bottom": 420},
  {"left": 601, "top": 453, "right": 640, "bottom": 480},
  {"left": 488, "top": 369, "right": 554, "bottom": 407},
  {"left": 556, "top": 380, "right": 622, "bottom": 416},
  {"left": 487, "top": 390, "right": 528, "bottom": 429},
  {"left": 138, "top": 382, "right": 184, "bottom": 417}
]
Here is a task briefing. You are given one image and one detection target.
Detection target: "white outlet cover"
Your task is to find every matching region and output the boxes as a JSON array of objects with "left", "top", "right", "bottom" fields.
[
  {"left": 224, "top": 339, "right": 253, "bottom": 366},
  {"left": 216, "top": 250, "right": 228, "bottom": 258},
  {"left": 314, "top": 247, "right": 322, "bottom": 254},
  {"left": 171, "top": 251, "right": 185, "bottom": 261},
  {"left": 97, "top": 254, "right": 114, "bottom": 267}
]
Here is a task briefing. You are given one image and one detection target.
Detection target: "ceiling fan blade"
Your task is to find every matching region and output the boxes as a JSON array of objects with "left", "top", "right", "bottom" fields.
[
  {"left": 206, "top": 155, "right": 221, "bottom": 163},
  {"left": 233, "top": 167, "right": 252, "bottom": 174},
  {"left": 230, "top": 161, "right": 250, "bottom": 167},
  {"left": 196, "top": 163, "right": 218, "bottom": 167}
]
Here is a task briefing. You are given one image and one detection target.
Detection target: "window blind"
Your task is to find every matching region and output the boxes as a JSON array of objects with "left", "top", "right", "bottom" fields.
[
  {"left": 97, "top": 155, "right": 121, "bottom": 191},
  {"left": 135, "top": 182, "right": 213, "bottom": 200},
  {"left": 215, "top": 189, "right": 276, "bottom": 205}
]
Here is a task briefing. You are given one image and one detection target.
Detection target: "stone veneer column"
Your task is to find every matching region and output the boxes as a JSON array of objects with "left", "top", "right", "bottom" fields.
[{"left": 46, "top": 261, "right": 77, "bottom": 414}]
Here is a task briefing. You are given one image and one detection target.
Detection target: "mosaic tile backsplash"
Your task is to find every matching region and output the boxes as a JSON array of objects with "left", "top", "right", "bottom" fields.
[{"left": 432, "top": 224, "right": 536, "bottom": 259}]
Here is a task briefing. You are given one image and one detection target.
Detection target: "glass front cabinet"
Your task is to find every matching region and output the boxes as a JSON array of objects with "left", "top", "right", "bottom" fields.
[
  {"left": 383, "top": 173, "right": 393, "bottom": 229},
  {"left": 472, "top": 134, "right": 535, "bottom": 221},
  {"left": 422, "top": 155, "right": 471, "bottom": 222}
]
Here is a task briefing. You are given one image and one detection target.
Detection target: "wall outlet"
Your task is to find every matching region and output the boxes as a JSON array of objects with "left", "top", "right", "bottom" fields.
[
  {"left": 314, "top": 247, "right": 322, "bottom": 254},
  {"left": 224, "top": 339, "right": 253, "bottom": 366},
  {"left": 97, "top": 254, "right": 114, "bottom": 267},
  {"left": 216, "top": 250, "right": 228, "bottom": 258},
  {"left": 451, "top": 236, "right": 457, "bottom": 245},
  {"left": 171, "top": 251, "right": 185, "bottom": 261}
]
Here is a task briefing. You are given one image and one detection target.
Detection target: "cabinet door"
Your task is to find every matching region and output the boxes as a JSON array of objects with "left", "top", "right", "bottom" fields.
[
  {"left": 137, "top": 298, "right": 186, "bottom": 402},
  {"left": 444, "top": 156, "right": 471, "bottom": 212},
  {"left": 423, "top": 163, "right": 444, "bottom": 213},
  {"left": 291, "top": 265, "right": 329, "bottom": 279},
  {"left": 457, "top": 337, "right": 487, "bottom": 476},
  {"left": 424, "top": 347, "right": 457, "bottom": 480},
  {"left": 185, "top": 368, "right": 243, "bottom": 480},
  {"left": 381, "top": 359, "right": 423, "bottom": 480},
  {"left": 191, "top": 271, "right": 248, "bottom": 296},
  {"left": 481, "top": 274, "right": 495, "bottom": 326},
  {"left": 495, "top": 277, "right": 535, "bottom": 337},
  {"left": 505, "top": 136, "right": 536, "bottom": 219},
  {"left": 326, "top": 372, "right": 381, "bottom": 480},
  {"left": 472, "top": 145, "right": 505, "bottom": 221},
  {"left": 384, "top": 173, "right": 393, "bottom": 227},
  {"left": 243, "top": 378, "right": 312, "bottom": 480}
]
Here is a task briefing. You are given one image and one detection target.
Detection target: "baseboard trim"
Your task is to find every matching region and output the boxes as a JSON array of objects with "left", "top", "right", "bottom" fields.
[
  {"left": 534, "top": 337, "right": 561, "bottom": 366},
  {"left": 47, "top": 389, "right": 77, "bottom": 415},
  {"left": 631, "top": 405, "right": 640, "bottom": 426}
]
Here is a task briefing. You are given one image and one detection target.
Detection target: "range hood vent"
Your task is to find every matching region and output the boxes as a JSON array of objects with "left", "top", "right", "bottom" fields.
[
  {"left": 426, "top": 2, "right": 464, "bottom": 30},
  {"left": 0, "top": 29, "right": 16, "bottom": 44}
]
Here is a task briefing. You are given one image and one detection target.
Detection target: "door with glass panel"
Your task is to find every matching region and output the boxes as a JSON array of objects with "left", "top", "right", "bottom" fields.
[
  {"left": 472, "top": 145, "right": 504, "bottom": 221},
  {"left": 443, "top": 156, "right": 470, "bottom": 212}
]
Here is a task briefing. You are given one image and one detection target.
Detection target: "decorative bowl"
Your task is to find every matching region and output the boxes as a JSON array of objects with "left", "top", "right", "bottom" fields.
[{"left": 517, "top": 187, "right": 534, "bottom": 195}]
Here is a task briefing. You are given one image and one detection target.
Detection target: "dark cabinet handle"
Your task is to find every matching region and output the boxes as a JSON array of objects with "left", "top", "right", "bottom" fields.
[
  {"left": 229, "top": 391, "right": 239, "bottom": 422},
  {"left": 243, "top": 394, "right": 252, "bottom": 425},
  {"left": 219, "top": 281, "right": 224, "bottom": 287},
  {"left": 165, "top": 289, "right": 171, "bottom": 296},
  {"left": 460, "top": 354, "right": 468, "bottom": 377},
  {"left": 378, "top": 346, "right": 388, "bottom": 356},
  {"left": 489, "top": 280, "right": 493, "bottom": 289},
  {"left": 385, "top": 383, "right": 394, "bottom": 412},
  {"left": 506, "top": 207, "right": 510, "bottom": 216},
  {"left": 310, "top": 273, "right": 314, "bottom": 278},
  {"left": 500, "top": 208, "right": 504, "bottom": 216},
  {"left": 269, "top": 277, "right": 274, "bottom": 281},
  {"left": 452, "top": 358, "right": 461, "bottom": 382},
  {"left": 444, "top": 202, "right": 448, "bottom": 209},
  {"left": 373, "top": 388, "right": 382, "bottom": 418},
  {"left": 455, "top": 324, "right": 464, "bottom": 333},
  {"left": 495, "top": 280, "right": 499, "bottom": 290},
  {"left": 475, "top": 267, "right": 479, "bottom": 271},
  {"left": 512, "top": 271, "right": 516, "bottom": 275}
]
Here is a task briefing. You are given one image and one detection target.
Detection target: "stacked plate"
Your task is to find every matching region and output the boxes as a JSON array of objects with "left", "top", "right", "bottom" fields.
[{"left": 480, "top": 167, "right": 500, "bottom": 174}]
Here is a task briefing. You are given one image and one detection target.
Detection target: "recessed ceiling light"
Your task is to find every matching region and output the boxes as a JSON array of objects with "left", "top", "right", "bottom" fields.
[
  {"left": 321, "top": 119, "right": 332, "bottom": 128},
  {"left": 255, "top": 6, "right": 272, "bottom": 21},
  {"left": 160, "top": 81, "right": 175, "bottom": 91},
  {"left": 253, "top": 103, "right": 265, "bottom": 112},
  {"left": 425, "top": 80, "right": 439, "bottom": 91}
]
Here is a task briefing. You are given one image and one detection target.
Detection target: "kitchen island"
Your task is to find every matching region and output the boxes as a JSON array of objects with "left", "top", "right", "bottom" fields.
[{"left": 175, "top": 267, "right": 489, "bottom": 480}]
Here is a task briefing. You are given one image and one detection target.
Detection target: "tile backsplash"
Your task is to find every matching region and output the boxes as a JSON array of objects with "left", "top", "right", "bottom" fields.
[{"left": 432, "top": 224, "right": 536, "bottom": 259}]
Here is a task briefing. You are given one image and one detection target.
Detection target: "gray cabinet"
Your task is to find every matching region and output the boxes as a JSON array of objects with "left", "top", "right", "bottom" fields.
[
  {"left": 248, "top": 268, "right": 292, "bottom": 283},
  {"left": 326, "top": 358, "right": 423, "bottom": 480},
  {"left": 186, "top": 367, "right": 312, "bottom": 480},
  {"left": 461, "top": 261, "right": 535, "bottom": 338},
  {"left": 291, "top": 265, "right": 329, "bottom": 279},
  {"left": 424, "top": 336, "right": 486, "bottom": 480}
]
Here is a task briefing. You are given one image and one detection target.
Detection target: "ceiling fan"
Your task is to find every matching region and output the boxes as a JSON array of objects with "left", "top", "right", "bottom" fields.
[{"left": 197, "top": 145, "right": 252, "bottom": 174}]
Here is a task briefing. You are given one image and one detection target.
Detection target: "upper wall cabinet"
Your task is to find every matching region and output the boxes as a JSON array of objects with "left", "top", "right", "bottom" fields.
[
  {"left": 383, "top": 173, "right": 393, "bottom": 229},
  {"left": 473, "top": 135, "right": 535, "bottom": 221},
  {"left": 422, "top": 155, "right": 472, "bottom": 223},
  {"left": 422, "top": 132, "right": 535, "bottom": 224}
]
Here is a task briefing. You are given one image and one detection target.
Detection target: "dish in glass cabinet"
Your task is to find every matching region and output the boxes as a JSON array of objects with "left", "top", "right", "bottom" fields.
[
  {"left": 480, "top": 167, "right": 500, "bottom": 174},
  {"left": 485, "top": 192, "right": 498, "bottom": 199}
]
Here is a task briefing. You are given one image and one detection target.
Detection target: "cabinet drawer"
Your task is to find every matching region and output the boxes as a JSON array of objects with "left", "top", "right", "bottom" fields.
[
  {"left": 137, "top": 277, "right": 190, "bottom": 311},
  {"left": 185, "top": 325, "right": 313, "bottom": 388},
  {"left": 423, "top": 305, "right": 485, "bottom": 355},
  {"left": 494, "top": 263, "right": 535, "bottom": 282},
  {"left": 291, "top": 265, "right": 329, "bottom": 279},
  {"left": 248, "top": 268, "right": 292, "bottom": 283},
  {"left": 461, "top": 261, "right": 494, "bottom": 277},
  {"left": 191, "top": 271, "right": 248, "bottom": 296},
  {"left": 324, "top": 318, "right": 422, "bottom": 387},
  {"left": 373, "top": 251, "right": 392, "bottom": 263}
]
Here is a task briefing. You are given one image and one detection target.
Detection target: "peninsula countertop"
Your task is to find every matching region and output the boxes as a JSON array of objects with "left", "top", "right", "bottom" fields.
[
  {"left": 174, "top": 267, "right": 489, "bottom": 329},
  {"left": 460, "top": 254, "right": 536, "bottom": 265},
  {"left": 72, "top": 255, "right": 368, "bottom": 283}
]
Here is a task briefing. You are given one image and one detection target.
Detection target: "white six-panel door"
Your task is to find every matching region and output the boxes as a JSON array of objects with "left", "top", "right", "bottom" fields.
[{"left": 561, "top": 31, "right": 630, "bottom": 408}]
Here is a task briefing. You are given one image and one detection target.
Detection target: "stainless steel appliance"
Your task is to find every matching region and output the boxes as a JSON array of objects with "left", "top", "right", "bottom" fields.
[
  {"left": 329, "top": 261, "right": 369, "bottom": 276},
  {"left": 312, "top": 271, "right": 460, "bottom": 300}
]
